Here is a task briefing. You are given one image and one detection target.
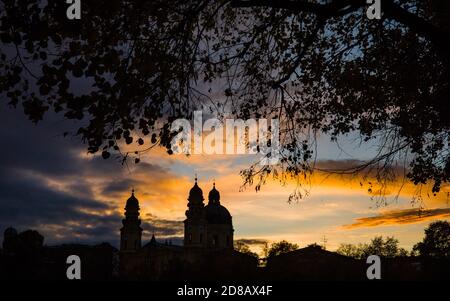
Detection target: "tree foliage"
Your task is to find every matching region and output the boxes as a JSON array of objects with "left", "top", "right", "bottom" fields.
[
  {"left": 413, "top": 220, "right": 450, "bottom": 258},
  {"left": 337, "top": 235, "right": 408, "bottom": 259},
  {"left": 234, "top": 241, "right": 260, "bottom": 259},
  {"left": 1, "top": 0, "right": 449, "bottom": 199},
  {"left": 266, "top": 240, "right": 299, "bottom": 258}
]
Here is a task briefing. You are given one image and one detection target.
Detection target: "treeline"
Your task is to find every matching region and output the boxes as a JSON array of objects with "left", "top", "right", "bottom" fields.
[
  {"left": 234, "top": 240, "right": 301, "bottom": 260},
  {"left": 235, "top": 220, "right": 450, "bottom": 260}
]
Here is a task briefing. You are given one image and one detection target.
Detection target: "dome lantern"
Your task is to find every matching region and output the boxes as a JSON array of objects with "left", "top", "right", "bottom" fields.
[
  {"left": 208, "top": 182, "right": 221, "bottom": 205},
  {"left": 188, "top": 176, "right": 204, "bottom": 205},
  {"left": 125, "top": 189, "right": 139, "bottom": 210}
]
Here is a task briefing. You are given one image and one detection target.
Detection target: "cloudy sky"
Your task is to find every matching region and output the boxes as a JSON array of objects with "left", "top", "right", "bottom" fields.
[{"left": 0, "top": 105, "right": 449, "bottom": 255}]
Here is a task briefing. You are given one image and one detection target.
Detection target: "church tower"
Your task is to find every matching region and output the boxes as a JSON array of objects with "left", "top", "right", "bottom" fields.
[
  {"left": 184, "top": 177, "right": 207, "bottom": 248},
  {"left": 183, "top": 177, "right": 234, "bottom": 250},
  {"left": 120, "top": 190, "right": 142, "bottom": 252},
  {"left": 205, "top": 182, "right": 234, "bottom": 250}
]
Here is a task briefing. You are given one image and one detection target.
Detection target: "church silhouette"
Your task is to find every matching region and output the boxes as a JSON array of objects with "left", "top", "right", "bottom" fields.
[
  {"left": 119, "top": 178, "right": 256, "bottom": 280},
  {"left": 121, "top": 178, "right": 233, "bottom": 252}
]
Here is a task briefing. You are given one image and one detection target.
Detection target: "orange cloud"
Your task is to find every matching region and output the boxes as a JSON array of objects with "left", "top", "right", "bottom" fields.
[{"left": 343, "top": 208, "right": 450, "bottom": 229}]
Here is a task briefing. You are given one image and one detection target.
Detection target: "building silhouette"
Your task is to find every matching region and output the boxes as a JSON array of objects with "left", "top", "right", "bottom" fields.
[
  {"left": 184, "top": 178, "right": 233, "bottom": 249},
  {"left": 120, "top": 189, "right": 142, "bottom": 252},
  {"left": 0, "top": 227, "right": 116, "bottom": 280},
  {"left": 119, "top": 178, "right": 256, "bottom": 280}
]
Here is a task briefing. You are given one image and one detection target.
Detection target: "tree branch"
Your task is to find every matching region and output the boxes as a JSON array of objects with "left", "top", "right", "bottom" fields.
[
  {"left": 230, "top": 0, "right": 366, "bottom": 17},
  {"left": 383, "top": 0, "right": 450, "bottom": 57},
  {"left": 230, "top": 0, "right": 450, "bottom": 56}
]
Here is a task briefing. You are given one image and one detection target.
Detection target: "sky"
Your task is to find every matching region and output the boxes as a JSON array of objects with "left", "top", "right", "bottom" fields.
[{"left": 0, "top": 105, "right": 449, "bottom": 255}]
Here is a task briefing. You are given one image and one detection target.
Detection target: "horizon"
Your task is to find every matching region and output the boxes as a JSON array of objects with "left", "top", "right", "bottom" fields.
[{"left": 1, "top": 106, "right": 448, "bottom": 256}]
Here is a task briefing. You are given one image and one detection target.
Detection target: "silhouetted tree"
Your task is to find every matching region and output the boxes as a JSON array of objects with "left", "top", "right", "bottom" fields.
[
  {"left": 1, "top": 1, "right": 449, "bottom": 199},
  {"left": 413, "top": 221, "right": 450, "bottom": 258},
  {"left": 337, "top": 236, "right": 407, "bottom": 259},
  {"left": 336, "top": 243, "right": 366, "bottom": 259},
  {"left": 267, "top": 240, "right": 299, "bottom": 258},
  {"left": 234, "top": 241, "right": 259, "bottom": 259},
  {"left": 306, "top": 243, "right": 324, "bottom": 249},
  {"left": 365, "top": 236, "right": 408, "bottom": 258}
]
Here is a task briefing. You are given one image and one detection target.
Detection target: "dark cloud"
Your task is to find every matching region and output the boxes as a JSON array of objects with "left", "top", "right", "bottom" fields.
[
  {"left": 235, "top": 238, "right": 268, "bottom": 246},
  {"left": 65, "top": 179, "right": 96, "bottom": 199},
  {"left": 101, "top": 179, "right": 138, "bottom": 196},
  {"left": 343, "top": 207, "right": 450, "bottom": 229},
  {"left": 133, "top": 161, "right": 167, "bottom": 174},
  {"left": 0, "top": 106, "right": 140, "bottom": 179},
  {"left": 82, "top": 155, "right": 133, "bottom": 177},
  {"left": 71, "top": 214, "right": 121, "bottom": 240},
  {"left": 315, "top": 159, "right": 407, "bottom": 177},
  {"left": 144, "top": 213, "right": 184, "bottom": 237},
  {"left": 0, "top": 125, "right": 84, "bottom": 177},
  {"left": 0, "top": 171, "right": 109, "bottom": 218},
  {"left": 99, "top": 162, "right": 169, "bottom": 198},
  {"left": 0, "top": 107, "right": 173, "bottom": 247},
  {"left": 315, "top": 159, "right": 364, "bottom": 172},
  {"left": 0, "top": 163, "right": 122, "bottom": 244}
]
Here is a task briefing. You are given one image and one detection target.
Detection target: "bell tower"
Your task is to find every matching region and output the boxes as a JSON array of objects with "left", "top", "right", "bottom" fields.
[
  {"left": 184, "top": 176, "right": 207, "bottom": 248},
  {"left": 120, "top": 189, "right": 142, "bottom": 252}
]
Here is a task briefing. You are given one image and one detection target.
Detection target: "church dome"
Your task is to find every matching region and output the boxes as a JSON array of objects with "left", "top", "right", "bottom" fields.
[
  {"left": 125, "top": 190, "right": 139, "bottom": 209},
  {"left": 188, "top": 178, "right": 204, "bottom": 204},
  {"left": 208, "top": 184, "right": 220, "bottom": 204},
  {"left": 205, "top": 183, "right": 231, "bottom": 224},
  {"left": 205, "top": 203, "right": 232, "bottom": 224}
]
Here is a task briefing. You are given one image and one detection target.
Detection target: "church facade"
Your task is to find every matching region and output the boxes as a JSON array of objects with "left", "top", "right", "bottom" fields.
[
  {"left": 119, "top": 178, "right": 257, "bottom": 280},
  {"left": 184, "top": 179, "right": 234, "bottom": 249}
]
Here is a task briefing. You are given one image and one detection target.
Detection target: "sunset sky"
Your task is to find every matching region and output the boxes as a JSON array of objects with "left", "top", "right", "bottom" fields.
[{"left": 1, "top": 105, "right": 449, "bottom": 255}]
